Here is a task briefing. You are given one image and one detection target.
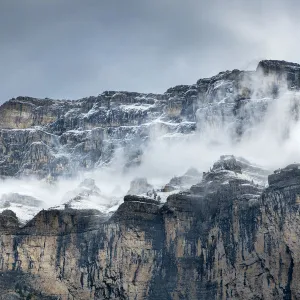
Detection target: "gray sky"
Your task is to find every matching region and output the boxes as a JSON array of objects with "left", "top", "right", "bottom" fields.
[{"left": 1, "top": 0, "right": 300, "bottom": 102}]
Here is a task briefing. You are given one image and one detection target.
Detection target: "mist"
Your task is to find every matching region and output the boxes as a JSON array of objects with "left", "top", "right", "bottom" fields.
[{"left": 1, "top": 74, "right": 300, "bottom": 215}]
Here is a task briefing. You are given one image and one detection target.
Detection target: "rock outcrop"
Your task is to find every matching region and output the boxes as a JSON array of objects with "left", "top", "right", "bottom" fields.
[{"left": 163, "top": 167, "right": 201, "bottom": 192}]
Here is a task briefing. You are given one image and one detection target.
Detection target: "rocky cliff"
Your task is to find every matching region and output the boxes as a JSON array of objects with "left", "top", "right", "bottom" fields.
[
  {"left": 1, "top": 60, "right": 300, "bottom": 179},
  {"left": 1, "top": 60, "right": 300, "bottom": 299},
  {"left": 0, "top": 156, "right": 300, "bottom": 299}
]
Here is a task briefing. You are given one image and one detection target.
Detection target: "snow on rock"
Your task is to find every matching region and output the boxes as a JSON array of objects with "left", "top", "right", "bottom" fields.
[
  {"left": 203, "top": 155, "right": 269, "bottom": 186},
  {"left": 50, "top": 178, "right": 122, "bottom": 214},
  {"left": 0, "top": 193, "right": 45, "bottom": 224},
  {"left": 163, "top": 168, "right": 202, "bottom": 192}
]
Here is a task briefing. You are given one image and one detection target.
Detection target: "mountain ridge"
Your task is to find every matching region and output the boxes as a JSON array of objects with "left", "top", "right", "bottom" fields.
[
  {"left": 0, "top": 59, "right": 299, "bottom": 179},
  {"left": 1, "top": 60, "right": 300, "bottom": 299}
]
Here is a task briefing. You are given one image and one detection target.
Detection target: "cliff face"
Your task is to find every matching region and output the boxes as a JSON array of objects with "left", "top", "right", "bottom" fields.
[
  {"left": 1, "top": 60, "right": 300, "bottom": 178},
  {"left": 0, "top": 160, "right": 300, "bottom": 299},
  {"left": 2, "top": 60, "right": 300, "bottom": 299}
]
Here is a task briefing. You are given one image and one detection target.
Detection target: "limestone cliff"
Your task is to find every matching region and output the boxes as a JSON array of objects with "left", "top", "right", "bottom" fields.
[{"left": 0, "top": 159, "right": 300, "bottom": 299}]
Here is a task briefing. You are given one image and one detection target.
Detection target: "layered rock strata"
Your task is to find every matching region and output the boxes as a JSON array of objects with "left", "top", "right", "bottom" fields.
[{"left": 0, "top": 159, "right": 299, "bottom": 299}]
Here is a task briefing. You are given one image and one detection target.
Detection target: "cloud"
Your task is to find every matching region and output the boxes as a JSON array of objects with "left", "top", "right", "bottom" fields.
[{"left": 1, "top": 0, "right": 300, "bottom": 102}]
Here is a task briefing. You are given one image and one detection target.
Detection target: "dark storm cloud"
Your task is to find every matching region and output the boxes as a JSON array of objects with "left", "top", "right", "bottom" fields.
[{"left": 1, "top": 0, "right": 300, "bottom": 102}]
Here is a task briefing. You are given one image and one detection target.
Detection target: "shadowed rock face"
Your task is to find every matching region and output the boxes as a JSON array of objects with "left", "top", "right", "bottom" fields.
[
  {"left": 0, "top": 210, "right": 19, "bottom": 231},
  {"left": 0, "top": 60, "right": 299, "bottom": 178},
  {"left": 0, "top": 163, "right": 300, "bottom": 299},
  {"left": 257, "top": 60, "right": 300, "bottom": 89}
]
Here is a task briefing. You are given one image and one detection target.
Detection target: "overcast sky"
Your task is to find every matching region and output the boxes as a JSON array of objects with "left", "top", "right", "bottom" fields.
[{"left": 1, "top": 0, "right": 300, "bottom": 102}]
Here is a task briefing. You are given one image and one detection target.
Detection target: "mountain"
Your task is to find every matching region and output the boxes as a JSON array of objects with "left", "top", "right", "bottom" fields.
[
  {"left": 1, "top": 59, "right": 299, "bottom": 179},
  {"left": 0, "top": 60, "right": 300, "bottom": 299}
]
